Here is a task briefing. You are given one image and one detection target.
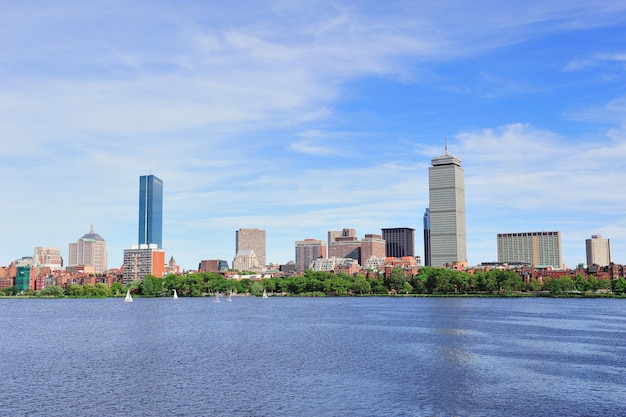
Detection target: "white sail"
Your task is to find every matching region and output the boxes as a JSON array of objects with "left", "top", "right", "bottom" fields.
[
  {"left": 227, "top": 290, "right": 232, "bottom": 302},
  {"left": 173, "top": 289, "right": 178, "bottom": 300},
  {"left": 213, "top": 292, "right": 220, "bottom": 302},
  {"left": 124, "top": 290, "right": 133, "bottom": 303},
  {"left": 262, "top": 289, "right": 268, "bottom": 299}
]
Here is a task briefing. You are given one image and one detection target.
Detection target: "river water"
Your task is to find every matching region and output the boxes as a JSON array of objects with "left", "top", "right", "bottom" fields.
[{"left": 0, "top": 297, "right": 624, "bottom": 417}]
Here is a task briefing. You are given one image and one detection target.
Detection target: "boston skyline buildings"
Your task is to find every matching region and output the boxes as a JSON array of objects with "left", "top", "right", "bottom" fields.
[
  {"left": 428, "top": 149, "right": 467, "bottom": 268},
  {"left": 138, "top": 174, "right": 163, "bottom": 249}
]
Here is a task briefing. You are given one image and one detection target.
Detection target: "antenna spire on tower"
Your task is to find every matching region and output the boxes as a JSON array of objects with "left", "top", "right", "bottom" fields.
[{"left": 444, "top": 136, "right": 448, "bottom": 156}]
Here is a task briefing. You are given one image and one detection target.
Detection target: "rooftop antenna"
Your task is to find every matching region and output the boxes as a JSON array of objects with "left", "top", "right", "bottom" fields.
[{"left": 444, "top": 136, "right": 448, "bottom": 156}]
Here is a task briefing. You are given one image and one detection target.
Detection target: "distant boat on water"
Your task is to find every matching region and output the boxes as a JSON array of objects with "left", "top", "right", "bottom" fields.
[
  {"left": 124, "top": 290, "right": 133, "bottom": 303},
  {"left": 213, "top": 292, "right": 220, "bottom": 303},
  {"left": 227, "top": 291, "right": 232, "bottom": 302},
  {"left": 173, "top": 289, "right": 178, "bottom": 300},
  {"left": 262, "top": 289, "right": 268, "bottom": 299}
]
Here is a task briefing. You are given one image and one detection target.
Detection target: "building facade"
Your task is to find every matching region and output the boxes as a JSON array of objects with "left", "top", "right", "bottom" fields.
[
  {"left": 586, "top": 235, "right": 611, "bottom": 267},
  {"left": 423, "top": 208, "right": 431, "bottom": 267},
  {"left": 199, "top": 259, "right": 229, "bottom": 273},
  {"left": 497, "top": 231, "right": 562, "bottom": 269},
  {"left": 295, "top": 239, "right": 327, "bottom": 273},
  {"left": 360, "top": 234, "right": 386, "bottom": 266},
  {"left": 15, "top": 265, "right": 32, "bottom": 292},
  {"left": 33, "top": 247, "right": 63, "bottom": 270},
  {"left": 122, "top": 244, "right": 165, "bottom": 284},
  {"left": 381, "top": 228, "right": 415, "bottom": 258},
  {"left": 138, "top": 174, "right": 163, "bottom": 248},
  {"left": 428, "top": 152, "right": 467, "bottom": 268},
  {"left": 232, "top": 249, "right": 261, "bottom": 272},
  {"left": 235, "top": 228, "right": 266, "bottom": 268},
  {"left": 68, "top": 225, "right": 108, "bottom": 274}
]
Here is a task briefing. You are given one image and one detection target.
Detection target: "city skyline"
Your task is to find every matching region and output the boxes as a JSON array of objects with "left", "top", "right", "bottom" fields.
[{"left": 2, "top": 2, "right": 626, "bottom": 270}]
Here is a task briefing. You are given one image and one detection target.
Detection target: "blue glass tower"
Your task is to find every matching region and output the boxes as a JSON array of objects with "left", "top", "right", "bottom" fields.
[{"left": 138, "top": 174, "right": 163, "bottom": 248}]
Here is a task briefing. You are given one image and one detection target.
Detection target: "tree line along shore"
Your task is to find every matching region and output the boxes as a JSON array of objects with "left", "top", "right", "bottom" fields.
[{"left": 2, "top": 267, "right": 626, "bottom": 298}]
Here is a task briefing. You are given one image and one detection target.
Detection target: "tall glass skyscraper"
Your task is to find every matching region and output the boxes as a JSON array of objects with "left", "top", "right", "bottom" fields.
[
  {"left": 428, "top": 152, "right": 467, "bottom": 267},
  {"left": 138, "top": 174, "right": 163, "bottom": 248}
]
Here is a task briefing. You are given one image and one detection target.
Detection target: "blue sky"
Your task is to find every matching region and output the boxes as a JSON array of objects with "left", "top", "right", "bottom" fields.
[{"left": 2, "top": 1, "right": 626, "bottom": 271}]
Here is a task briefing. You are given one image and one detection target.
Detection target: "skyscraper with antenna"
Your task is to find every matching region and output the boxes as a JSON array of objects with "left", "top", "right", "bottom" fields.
[{"left": 428, "top": 142, "right": 467, "bottom": 268}]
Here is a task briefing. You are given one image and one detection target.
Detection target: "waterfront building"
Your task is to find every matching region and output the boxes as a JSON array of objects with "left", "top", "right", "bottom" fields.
[
  {"left": 199, "top": 259, "right": 229, "bottom": 273},
  {"left": 138, "top": 174, "right": 163, "bottom": 248},
  {"left": 586, "top": 235, "right": 611, "bottom": 267},
  {"left": 235, "top": 228, "right": 266, "bottom": 268},
  {"left": 381, "top": 228, "right": 415, "bottom": 258},
  {"left": 360, "top": 234, "right": 386, "bottom": 266},
  {"left": 232, "top": 249, "right": 262, "bottom": 273},
  {"left": 423, "top": 208, "right": 431, "bottom": 266},
  {"left": 428, "top": 149, "right": 467, "bottom": 268},
  {"left": 15, "top": 265, "right": 32, "bottom": 291},
  {"left": 310, "top": 257, "right": 359, "bottom": 274},
  {"left": 497, "top": 231, "right": 562, "bottom": 270},
  {"left": 328, "top": 236, "right": 360, "bottom": 262},
  {"left": 328, "top": 228, "right": 356, "bottom": 248},
  {"left": 122, "top": 244, "right": 165, "bottom": 284},
  {"left": 33, "top": 247, "right": 63, "bottom": 270},
  {"left": 68, "top": 225, "right": 108, "bottom": 274},
  {"left": 295, "top": 239, "right": 327, "bottom": 273}
]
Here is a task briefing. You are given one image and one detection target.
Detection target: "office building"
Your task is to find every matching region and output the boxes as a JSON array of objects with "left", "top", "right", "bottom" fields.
[
  {"left": 329, "top": 236, "right": 360, "bottom": 262},
  {"left": 381, "top": 228, "right": 415, "bottom": 258},
  {"left": 138, "top": 174, "right": 163, "bottom": 248},
  {"left": 15, "top": 265, "right": 32, "bottom": 292},
  {"left": 586, "top": 235, "right": 611, "bottom": 267},
  {"left": 423, "top": 208, "right": 431, "bottom": 267},
  {"left": 360, "top": 234, "right": 386, "bottom": 265},
  {"left": 497, "top": 231, "right": 562, "bottom": 269},
  {"left": 295, "top": 239, "right": 327, "bottom": 273},
  {"left": 33, "top": 247, "right": 63, "bottom": 270},
  {"left": 235, "top": 228, "right": 266, "bottom": 268},
  {"left": 199, "top": 259, "right": 229, "bottom": 273},
  {"left": 68, "top": 225, "right": 108, "bottom": 274},
  {"left": 328, "top": 228, "right": 356, "bottom": 248},
  {"left": 232, "top": 249, "right": 262, "bottom": 272},
  {"left": 428, "top": 150, "right": 467, "bottom": 268},
  {"left": 122, "top": 244, "right": 165, "bottom": 284}
]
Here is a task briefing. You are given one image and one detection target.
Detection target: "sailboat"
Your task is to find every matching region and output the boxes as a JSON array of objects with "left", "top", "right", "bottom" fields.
[
  {"left": 124, "top": 290, "right": 133, "bottom": 303},
  {"left": 213, "top": 292, "right": 220, "bottom": 303},
  {"left": 262, "top": 289, "right": 268, "bottom": 299},
  {"left": 227, "top": 290, "right": 232, "bottom": 302},
  {"left": 173, "top": 289, "right": 178, "bottom": 300}
]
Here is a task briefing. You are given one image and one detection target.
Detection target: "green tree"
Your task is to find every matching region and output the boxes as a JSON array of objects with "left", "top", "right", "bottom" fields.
[
  {"left": 612, "top": 278, "right": 626, "bottom": 295},
  {"left": 387, "top": 267, "right": 407, "bottom": 292},
  {"left": 352, "top": 277, "right": 371, "bottom": 295},
  {"left": 2, "top": 286, "right": 19, "bottom": 296},
  {"left": 527, "top": 278, "right": 542, "bottom": 291},
  {"left": 249, "top": 281, "right": 264, "bottom": 296},
  {"left": 110, "top": 282, "right": 124, "bottom": 296},
  {"left": 557, "top": 276, "right": 574, "bottom": 292},
  {"left": 65, "top": 284, "right": 85, "bottom": 297},
  {"left": 574, "top": 274, "right": 588, "bottom": 292},
  {"left": 39, "top": 285, "right": 64, "bottom": 297},
  {"left": 543, "top": 277, "right": 562, "bottom": 295},
  {"left": 140, "top": 275, "right": 163, "bottom": 297}
]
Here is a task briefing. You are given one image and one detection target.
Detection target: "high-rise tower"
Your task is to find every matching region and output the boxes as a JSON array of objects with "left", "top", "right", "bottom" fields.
[
  {"left": 586, "top": 235, "right": 611, "bottom": 267},
  {"left": 68, "top": 225, "right": 108, "bottom": 274},
  {"left": 423, "top": 208, "right": 431, "bottom": 267},
  {"left": 138, "top": 174, "right": 163, "bottom": 248},
  {"left": 428, "top": 148, "right": 466, "bottom": 268},
  {"left": 235, "top": 228, "right": 266, "bottom": 268}
]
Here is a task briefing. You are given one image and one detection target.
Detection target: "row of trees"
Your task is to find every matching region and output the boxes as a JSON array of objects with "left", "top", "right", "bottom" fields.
[{"left": 2, "top": 268, "right": 625, "bottom": 297}]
